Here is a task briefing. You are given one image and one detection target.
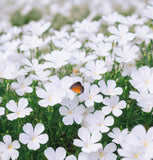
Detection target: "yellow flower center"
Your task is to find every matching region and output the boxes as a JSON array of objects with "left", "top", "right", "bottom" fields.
[
  {"left": 89, "top": 95, "right": 92, "bottom": 100},
  {"left": 100, "top": 152, "right": 105, "bottom": 158},
  {"left": 48, "top": 94, "right": 52, "bottom": 101},
  {"left": 94, "top": 70, "right": 97, "bottom": 75},
  {"left": 145, "top": 80, "right": 149, "bottom": 84},
  {"left": 68, "top": 111, "right": 72, "bottom": 114},
  {"left": 112, "top": 105, "right": 116, "bottom": 109},
  {"left": 31, "top": 136, "right": 37, "bottom": 141},
  {"left": 134, "top": 154, "right": 139, "bottom": 158},
  {"left": 73, "top": 68, "right": 79, "bottom": 74},
  {"left": 21, "top": 84, "right": 25, "bottom": 88},
  {"left": 86, "top": 143, "right": 90, "bottom": 148},
  {"left": 144, "top": 141, "right": 148, "bottom": 147},
  {"left": 8, "top": 145, "right": 13, "bottom": 150},
  {"left": 99, "top": 123, "right": 103, "bottom": 127},
  {"left": 129, "top": 63, "right": 133, "bottom": 67},
  {"left": 17, "top": 111, "right": 20, "bottom": 115}
]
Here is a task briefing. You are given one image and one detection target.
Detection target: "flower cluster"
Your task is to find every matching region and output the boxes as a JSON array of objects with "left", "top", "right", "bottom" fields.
[{"left": 0, "top": 0, "right": 153, "bottom": 159}]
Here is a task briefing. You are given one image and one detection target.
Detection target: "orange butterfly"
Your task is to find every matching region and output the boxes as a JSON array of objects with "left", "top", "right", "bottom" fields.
[{"left": 70, "top": 82, "right": 84, "bottom": 94}]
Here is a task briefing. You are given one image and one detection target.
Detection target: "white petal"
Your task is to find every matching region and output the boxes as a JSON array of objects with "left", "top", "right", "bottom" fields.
[
  {"left": 27, "top": 140, "right": 40, "bottom": 150},
  {"left": 34, "top": 123, "right": 45, "bottom": 136},
  {"left": 11, "top": 82, "right": 20, "bottom": 89},
  {"left": 3, "top": 135, "right": 12, "bottom": 144},
  {"left": 10, "top": 149, "right": 19, "bottom": 160},
  {"left": 44, "top": 147, "right": 55, "bottom": 160},
  {"left": 104, "top": 143, "right": 117, "bottom": 152},
  {"left": 36, "top": 88, "right": 47, "bottom": 98},
  {"left": 12, "top": 140, "right": 20, "bottom": 149},
  {"left": 102, "top": 107, "right": 111, "bottom": 115},
  {"left": 18, "top": 98, "right": 28, "bottom": 109},
  {"left": 56, "top": 147, "right": 66, "bottom": 160},
  {"left": 65, "top": 155, "right": 77, "bottom": 160},
  {"left": 25, "top": 87, "right": 33, "bottom": 93},
  {"left": 73, "top": 139, "right": 84, "bottom": 147},
  {"left": 59, "top": 107, "right": 68, "bottom": 116},
  {"left": 63, "top": 115, "right": 73, "bottom": 125},
  {"left": 90, "top": 131, "right": 102, "bottom": 143},
  {"left": 78, "top": 127, "right": 90, "bottom": 142},
  {"left": 23, "top": 123, "right": 34, "bottom": 136},
  {"left": 113, "top": 109, "right": 122, "bottom": 117},
  {"left": 104, "top": 116, "right": 114, "bottom": 126},
  {"left": 6, "top": 100, "right": 17, "bottom": 112},
  {"left": 38, "top": 99, "right": 49, "bottom": 107},
  {"left": 7, "top": 113, "right": 18, "bottom": 121},
  {"left": 37, "top": 134, "right": 48, "bottom": 144},
  {"left": 15, "top": 88, "right": 25, "bottom": 96},
  {"left": 19, "top": 133, "right": 31, "bottom": 144}
]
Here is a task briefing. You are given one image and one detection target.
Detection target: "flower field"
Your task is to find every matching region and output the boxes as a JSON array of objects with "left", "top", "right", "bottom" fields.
[{"left": 0, "top": 0, "right": 153, "bottom": 159}]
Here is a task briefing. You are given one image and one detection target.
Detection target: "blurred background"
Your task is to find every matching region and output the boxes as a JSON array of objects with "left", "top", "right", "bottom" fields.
[{"left": 0, "top": 0, "right": 149, "bottom": 31}]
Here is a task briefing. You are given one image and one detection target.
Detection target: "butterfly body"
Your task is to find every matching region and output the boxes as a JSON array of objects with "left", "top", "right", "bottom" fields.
[{"left": 70, "top": 82, "right": 84, "bottom": 94}]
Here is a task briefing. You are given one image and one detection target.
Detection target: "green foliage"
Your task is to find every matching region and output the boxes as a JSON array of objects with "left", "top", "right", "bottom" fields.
[
  {"left": 11, "top": 9, "right": 42, "bottom": 26},
  {"left": 52, "top": 6, "right": 90, "bottom": 30}
]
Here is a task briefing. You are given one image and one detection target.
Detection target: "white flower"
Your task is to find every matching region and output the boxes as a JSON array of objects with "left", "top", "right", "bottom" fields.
[
  {"left": 118, "top": 143, "right": 145, "bottom": 160},
  {"left": 51, "top": 29, "right": 69, "bottom": 41},
  {"left": 30, "top": 69, "right": 51, "bottom": 82},
  {"left": 19, "top": 123, "right": 48, "bottom": 150},
  {"left": 11, "top": 75, "right": 33, "bottom": 96},
  {"left": 130, "top": 66, "right": 153, "bottom": 93},
  {"left": 0, "top": 61, "right": 17, "bottom": 80},
  {"left": 49, "top": 75, "right": 75, "bottom": 100},
  {"left": 78, "top": 83, "right": 103, "bottom": 107},
  {"left": 72, "top": 20, "right": 100, "bottom": 41},
  {"left": 142, "top": 5, "right": 153, "bottom": 20},
  {"left": 93, "top": 143, "right": 117, "bottom": 160},
  {"left": 0, "top": 107, "right": 5, "bottom": 116},
  {"left": 0, "top": 135, "right": 20, "bottom": 160},
  {"left": 135, "top": 25, "right": 153, "bottom": 44},
  {"left": 108, "top": 127, "right": 129, "bottom": 144},
  {"left": 65, "top": 155, "right": 77, "bottom": 160},
  {"left": 81, "top": 106, "right": 95, "bottom": 128},
  {"left": 20, "top": 35, "right": 44, "bottom": 51},
  {"left": 87, "top": 41, "right": 112, "bottom": 57},
  {"left": 114, "top": 45, "right": 139, "bottom": 63},
  {"left": 129, "top": 90, "right": 153, "bottom": 112},
  {"left": 98, "top": 80, "right": 123, "bottom": 96},
  {"left": 23, "top": 20, "right": 51, "bottom": 36},
  {"left": 86, "top": 110, "right": 114, "bottom": 133},
  {"left": 80, "top": 60, "right": 107, "bottom": 80},
  {"left": 36, "top": 82, "right": 64, "bottom": 107},
  {"left": 118, "top": 14, "right": 145, "bottom": 26},
  {"left": 118, "top": 125, "right": 153, "bottom": 159},
  {"left": 121, "top": 62, "right": 137, "bottom": 77},
  {"left": 43, "top": 50, "right": 71, "bottom": 69},
  {"left": 137, "top": 94, "right": 153, "bottom": 112},
  {"left": 53, "top": 37, "right": 81, "bottom": 52},
  {"left": 59, "top": 98, "right": 85, "bottom": 125},
  {"left": 73, "top": 127, "right": 102, "bottom": 153},
  {"left": 1, "top": 39, "right": 20, "bottom": 52},
  {"left": 102, "top": 12, "right": 122, "bottom": 25},
  {"left": 127, "top": 125, "right": 153, "bottom": 151},
  {"left": 24, "top": 58, "right": 45, "bottom": 72},
  {"left": 88, "top": 33, "right": 105, "bottom": 43},
  {"left": 102, "top": 96, "right": 126, "bottom": 117},
  {"left": 6, "top": 98, "right": 33, "bottom": 121},
  {"left": 108, "top": 24, "right": 135, "bottom": 46},
  {"left": 44, "top": 147, "right": 66, "bottom": 160},
  {"left": 70, "top": 51, "right": 96, "bottom": 66}
]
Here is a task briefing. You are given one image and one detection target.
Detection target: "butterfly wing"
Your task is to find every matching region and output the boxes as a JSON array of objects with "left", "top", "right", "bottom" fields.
[{"left": 70, "top": 82, "right": 84, "bottom": 94}]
